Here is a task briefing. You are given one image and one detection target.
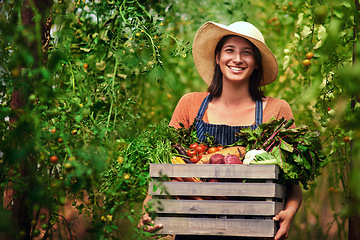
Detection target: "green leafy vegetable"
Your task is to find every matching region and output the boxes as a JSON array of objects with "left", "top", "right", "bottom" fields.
[{"left": 236, "top": 117, "right": 327, "bottom": 190}]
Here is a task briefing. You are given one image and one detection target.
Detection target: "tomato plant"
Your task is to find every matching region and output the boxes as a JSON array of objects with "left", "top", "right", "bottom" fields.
[{"left": 0, "top": 0, "right": 359, "bottom": 239}]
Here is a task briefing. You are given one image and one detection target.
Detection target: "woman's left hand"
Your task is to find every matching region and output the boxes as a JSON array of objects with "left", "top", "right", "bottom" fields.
[{"left": 272, "top": 208, "right": 295, "bottom": 240}]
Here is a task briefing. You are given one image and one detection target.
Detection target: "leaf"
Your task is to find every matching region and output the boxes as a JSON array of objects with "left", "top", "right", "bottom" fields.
[
  {"left": 75, "top": 115, "right": 83, "bottom": 123},
  {"left": 279, "top": 138, "right": 294, "bottom": 152},
  {"left": 301, "top": 26, "right": 312, "bottom": 39}
]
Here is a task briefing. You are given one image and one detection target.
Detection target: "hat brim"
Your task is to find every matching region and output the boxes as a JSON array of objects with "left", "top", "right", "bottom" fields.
[{"left": 193, "top": 21, "right": 278, "bottom": 86}]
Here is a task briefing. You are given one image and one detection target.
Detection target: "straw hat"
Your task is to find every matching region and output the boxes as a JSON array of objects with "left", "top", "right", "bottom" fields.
[{"left": 192, "top": 21, "right": 278, "bottom": 86}]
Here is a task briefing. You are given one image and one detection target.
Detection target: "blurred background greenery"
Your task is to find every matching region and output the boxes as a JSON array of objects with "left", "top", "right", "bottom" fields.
[{"left": 0, "top": 0, "right": 359, "bottom": 239}]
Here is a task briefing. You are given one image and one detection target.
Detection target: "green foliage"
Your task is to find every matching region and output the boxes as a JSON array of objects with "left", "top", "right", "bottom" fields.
[
  {"left": 237, "top": 117, "right": 327, "bottom": 189},
  {"left": 0, "top": 0, "right": 360, "bottom": 239}
]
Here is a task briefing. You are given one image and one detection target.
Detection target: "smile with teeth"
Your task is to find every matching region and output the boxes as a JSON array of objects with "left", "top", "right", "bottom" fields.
[{"left": 229, "top": 66, "right": 246, "bottom": 71}]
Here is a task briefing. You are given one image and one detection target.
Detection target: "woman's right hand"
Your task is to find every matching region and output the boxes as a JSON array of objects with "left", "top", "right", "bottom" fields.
[{"left": 138, "top": 213, "right": 163, "bottom": 233}]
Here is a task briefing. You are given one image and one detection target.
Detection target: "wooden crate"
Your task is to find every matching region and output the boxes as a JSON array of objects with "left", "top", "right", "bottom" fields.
[{"left": 148, "top": 164, "right": 286, "bottom": 237}]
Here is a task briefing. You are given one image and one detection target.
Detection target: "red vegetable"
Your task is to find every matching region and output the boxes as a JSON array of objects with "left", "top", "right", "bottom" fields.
[
  {"left": 224, "top": 154, "right": 242, "bottom": 164},
  {"left": 209, "top": 154, "right": 224, "bottom": 164}
]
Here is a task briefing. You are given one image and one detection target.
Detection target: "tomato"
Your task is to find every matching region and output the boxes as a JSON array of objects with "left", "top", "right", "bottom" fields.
[
  {"left": 83, "top": 63, "right": 89, "bottom": 69},
  {"left": 39, "top": 214, "right": 46, "bottom": 221},
  {"left": 189, "top": 143, "right": 198, "bottom": 149},
  {"left": 30, "top": 219, "right": 37, "bottom": 226},
  {"left": 41, "top": 223, "right": 48, "bottom": 230},
  {"left": 64, "top": 162, "right": 72, "bottom": 171},
  {"left": 187, "top": 149, "right": 196, "bottom": 157},
  {"left": 32, "top": 229, "right": 40, "bottom": 237},
  {"left": 50, "top": 155, "right": 58, "bottom": 164},
  {"left": 29, "top": 94, "right": 37, "bottom": 102},
  {"left": 327, "top": 107, "right": 331, "bottom": 111},
  {"left": 190, "top": 155, "right": 199, "bottom": 163},
  {"left": 306, "top": 52, "right": 313, "bottom": 59},
  {"left": 208, "top": 147, "right": 218, "bottom": 154},
  {"left": 217, "top": 146, "right": 224, "bottom": 151},
  {"left": 198, "top": 153, "right": 204, "bottom": 159},
  {"left": 195, "top": 145, "right": 206, "bottom": 154},
  {"left": 58, "top": 138, "right": 63, "bottom": 143},
  {"left": 302, "top": 59, "right": 311, "bottom": 66},
  {"left": 51, "top": 128, "right": 56, "bottom": 134},
  {"left": 71, "top": 129, "right": 77, "bottom": 135}
]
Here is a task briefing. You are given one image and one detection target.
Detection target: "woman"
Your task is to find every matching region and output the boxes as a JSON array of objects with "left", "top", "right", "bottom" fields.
[{"left": 139, "top": 21, "right": 302, "bottom": 240}]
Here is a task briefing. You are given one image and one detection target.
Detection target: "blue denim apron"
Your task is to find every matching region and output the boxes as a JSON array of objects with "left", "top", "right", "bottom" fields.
[
  {"left": 195, "top": 94, "right": 263, "bottom": 146},
  {"left": 174, "top": 94, "right": 264, "bottom": 240}
]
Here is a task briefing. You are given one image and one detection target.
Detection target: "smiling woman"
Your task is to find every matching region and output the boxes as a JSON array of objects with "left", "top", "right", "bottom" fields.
[{"left": 139, "top": 21, "right": 303, "bottom": 240}]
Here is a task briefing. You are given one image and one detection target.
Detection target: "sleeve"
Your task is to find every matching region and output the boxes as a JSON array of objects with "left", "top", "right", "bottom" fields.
[
  {"left": 263, "top": 98, "right": 296, "bottom": 128},
  {"left": 276, "top": 99, "right": 296, "bottom": 128},
  {"left": 169, "top": 93, "right": 193, "bottom": 129}
]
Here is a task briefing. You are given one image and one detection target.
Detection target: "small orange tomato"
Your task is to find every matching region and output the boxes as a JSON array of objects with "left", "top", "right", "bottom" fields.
[
  {"left": 51, "top": 128, "right": 56, "bottom": 134},
  {"left": 71, "top": 129, "right": 77, "bottom": 135},
  {"left": 208, "top": 147, "right": 218, "bottom": 154},
  {"left": 217, "top": 146, "right": 224, "bottom": 151},
  {"left": 58, "top": 138, "right": 63, "bottom": 143},
  {"left": 306, "top": 52, "right": 313, "bottom": 59},
  {"left": 83, "top": 63, "right": 89, "bottom": 69},
  {"left": 50, "top": 155, "right": 58, "bottom": 164},
  {"left": 303, "top": 59, "right": 311, "bottom": 67}
]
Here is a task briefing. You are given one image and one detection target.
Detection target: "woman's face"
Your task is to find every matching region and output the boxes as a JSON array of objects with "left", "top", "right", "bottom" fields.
[{"left": 216, "top": 36, "right": 258, "bottom": 85}]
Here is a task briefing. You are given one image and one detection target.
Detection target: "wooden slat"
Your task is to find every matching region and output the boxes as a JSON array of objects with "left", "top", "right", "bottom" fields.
[
  {"left": 149, "top": 182, "right": 286, "bottom": 198},
  {"left": 150, "top": 199, "right": 284, "bottom": 216},
  {"left": 153, "top": 217, "right": 277, "bottom": 237},
  {"left": 149, "top": 164, "right": 280, "bottom": 179}
]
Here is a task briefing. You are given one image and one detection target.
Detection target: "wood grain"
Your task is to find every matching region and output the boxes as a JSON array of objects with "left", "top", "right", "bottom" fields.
[
  {"left": 149, "top": 182, "right": 286, "bottom": 198},
  {"left": 153, "top": 217, "right": 277, "bottom": 237},
  {"left": 150, "top": 164, "right": 280, "bottom": 179},
  {"left": 150, "top": 199, "right": 284, "bottom": 216}
]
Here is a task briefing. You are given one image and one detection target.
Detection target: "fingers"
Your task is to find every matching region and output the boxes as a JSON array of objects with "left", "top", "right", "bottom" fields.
[{"left": 139, "top": 215, "right": 163, "bottom": 233}]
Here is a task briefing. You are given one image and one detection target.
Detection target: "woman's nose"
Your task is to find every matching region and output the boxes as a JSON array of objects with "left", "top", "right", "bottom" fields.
[{"left": 233, "top": 53, "right": 243, "bottom": 63}]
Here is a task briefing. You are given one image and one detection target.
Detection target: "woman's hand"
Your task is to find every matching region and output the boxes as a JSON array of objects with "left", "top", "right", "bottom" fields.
[
  {"left": 272, "top": 208, "right": 295, "bottom": 240},
  {"left": 138, "top": 213, "right": 163, "bottom": 233}
]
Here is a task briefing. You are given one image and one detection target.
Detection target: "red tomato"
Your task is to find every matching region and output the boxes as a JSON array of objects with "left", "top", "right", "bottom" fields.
[
  {"left": 190, "top": 155, "right": 199, "bottom": 163},
  {"left": 189, "top": 143, "right": 198, "bottom": 149},
  {"left": 217, "top": 146, "right": 224, "bottom": 151},
  {"left": 50, "top": 155, "right": 58, "bottom": 164},
  {"left": 187, "top": 149, "right": 196, "bottom": 157},
  {"left": 208, "top": 147, "right": 218, "bottom": 154},
  {"left": 198, "top": 153, "right": 204, "bottom": 159},
  {"left": 195, "top": 145, "right": 206, "bottom": 154}
]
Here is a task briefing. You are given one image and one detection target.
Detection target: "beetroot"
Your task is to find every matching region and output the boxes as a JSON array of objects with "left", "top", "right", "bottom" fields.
[
  {"left": 209, "top": 154, "right": 224, "bottom": 164},
  {"left": 224, "top": 154, "right": 242, "bottom": 164}
]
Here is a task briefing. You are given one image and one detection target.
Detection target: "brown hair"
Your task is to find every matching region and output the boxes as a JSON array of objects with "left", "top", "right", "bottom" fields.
[{"left": 207, "top": 35, "right": 265, "bottom": 100}]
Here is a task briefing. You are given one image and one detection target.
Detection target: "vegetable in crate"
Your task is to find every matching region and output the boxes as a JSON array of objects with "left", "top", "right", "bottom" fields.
[{"left": 236, "top": 117, "right": 327, "bottom": 189}]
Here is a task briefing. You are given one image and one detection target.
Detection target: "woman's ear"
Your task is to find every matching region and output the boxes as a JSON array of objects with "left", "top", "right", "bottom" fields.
[{"left": 215, "top": 53, "right": 220, "bottom": 65}]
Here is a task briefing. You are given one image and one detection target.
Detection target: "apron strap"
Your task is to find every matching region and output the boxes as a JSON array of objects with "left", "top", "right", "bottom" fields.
[
  {"left": 195, "top": 93, "right": 212, "bottom": 120},
  {"left": 254, "top": 98, "right": 263, "bottom": 126}
]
